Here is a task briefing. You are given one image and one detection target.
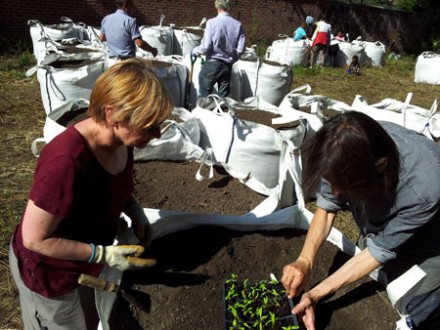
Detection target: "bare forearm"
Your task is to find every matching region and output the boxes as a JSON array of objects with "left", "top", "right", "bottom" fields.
[
  {"left": 21, "top": 200, "right": 92, "bottom": 262},
  {"left": 136, "top": 38, "right": 157, "bottom": 56},
  {"left": 282, "top": 208, "right": 336, "bottom": 298},
  {"left": 25, "top": 236, "right": 92, "bottom": 262},
  {"left": 299, "top": 208, "right": 335, "bottom": 267},
  {"left": 309, "top": 248, "right": 381, "bottom": 302}
]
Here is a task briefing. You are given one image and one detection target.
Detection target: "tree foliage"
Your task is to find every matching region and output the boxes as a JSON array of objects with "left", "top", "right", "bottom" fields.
[{"left": 358, "top": 0, "right": 438, "bottom": 11}]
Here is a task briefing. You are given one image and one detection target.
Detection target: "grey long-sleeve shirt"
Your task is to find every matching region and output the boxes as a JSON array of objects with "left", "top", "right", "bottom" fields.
[{"left": 317, "top": 121, "right": 440, "bottom": 292}]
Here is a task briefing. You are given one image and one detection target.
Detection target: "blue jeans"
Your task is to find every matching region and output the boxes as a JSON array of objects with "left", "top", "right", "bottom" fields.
[{"left": 198, "top": 59, "right": 232, "bottom": 97}]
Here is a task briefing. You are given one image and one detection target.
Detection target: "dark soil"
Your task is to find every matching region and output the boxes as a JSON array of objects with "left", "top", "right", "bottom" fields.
[{"left": 108, "top": 160, "right": 400, "bottom": 330}]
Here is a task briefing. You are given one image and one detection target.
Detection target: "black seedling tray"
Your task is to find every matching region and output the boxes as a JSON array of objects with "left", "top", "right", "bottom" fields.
[{"left": 223, "top": 278, "right": 303, "bottom": 330}]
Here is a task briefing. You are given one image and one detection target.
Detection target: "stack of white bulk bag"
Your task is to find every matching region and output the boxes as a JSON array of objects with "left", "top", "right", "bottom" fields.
[
  {"left": 233, "top": 57, "right": 293, "bottom": 106},
  {"left": 352, "top": 38, "right": 386, "bottom": 67},
  {"left": 265, "top": 35, "right": 310, "bottom": 67},
  {"left": 414, "top": 51, "right": 440, "bottom": 85},
  {"left": 86, "top": 25, "right": 103, "bottom": 45},
  {"left": 28, "top": 18, "right": 102, "bottom": 65},
  {"left": 336, "top": 41, "right": 366, "bottom": 67},
  {"left": 139, "top": 15, "right": 174, "bottom": 56}
]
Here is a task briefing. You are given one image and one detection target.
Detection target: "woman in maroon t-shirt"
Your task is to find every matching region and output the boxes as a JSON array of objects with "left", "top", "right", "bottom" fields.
[{"left": 9, "top": 58, "right": 173, "bottom": 329}]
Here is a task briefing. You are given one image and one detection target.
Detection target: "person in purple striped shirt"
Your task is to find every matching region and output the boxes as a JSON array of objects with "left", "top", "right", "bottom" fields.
[{"left": 191, "top": 0, "right": 246, "bottom": 98}]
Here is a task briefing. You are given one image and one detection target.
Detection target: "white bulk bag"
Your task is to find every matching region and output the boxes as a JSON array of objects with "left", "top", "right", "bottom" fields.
[
  {"left": 29, "top": 18, "right": 95, "bottom": 64},
  {"left": 29, "top": 17, "right": 89, "bottom": 41},
  {"left": 31, "top": 99, "right": 90, "bottom": 157},
  {"left": 139, "top": 25, "right": 173, "bottom": 56},
  {"left": 265, "top": 36, "right": 310, "bottom": 67},
  {"left": 277, "top": 84, "right": 352, "bottom": 142},
  {"left": 364, "top": 41, "right": 386, "bottom": 67},
  {"left": 139, "top": 15, "right": 174, "bottom": 56},
  {"left": 150, "top": 56, "right": 188, "bottom": 108},
  {"left": 86, "top": 25, "right": 102, "bottom": 44},
  {"left": 172, "top": 27, "right": 204, "bottom": 56},
  {"left": 30, "top": 59, "right": 105, "bottom": 115},
  {"left": 228, "top": 65, "right": 244, "bottom": 102},
  {"left": 134, "top": 108, "right": 205, "bottom": 162},
  {"left": 191, "top": 95, "right": 307, "bottom": 194},
  {"left": 228, "top": 46, "right": 259, "bottom": 102},
  {"left": 351, "top": 94, "right": 440, "bottom": 140},
  {"left": 351, "top": 38, "right": 385, "bottom": 67},
  {"left": 414, "top": 51, "right": 440, "bottom": 85},
  {"left": 183, "top": 53, "right": 204, "bottom": 108},
  {"left": 234, "top": 57, "right": 293, "bottom": 106},
  {"left": 370, "top": 97, "right": 440, "bottom": 139},
  {"left": 336, "top": 41, "right": 366, "bottom": 67}
]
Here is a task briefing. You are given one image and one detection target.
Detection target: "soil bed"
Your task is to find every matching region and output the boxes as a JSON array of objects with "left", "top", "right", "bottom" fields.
[{"left": 108, "top": 160, "right": 399, "bottom": 330}]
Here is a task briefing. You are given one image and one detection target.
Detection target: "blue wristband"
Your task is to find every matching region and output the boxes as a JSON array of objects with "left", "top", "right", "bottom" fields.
[{"left": 87, "top": 243, "right": 96, "bottom": 263}]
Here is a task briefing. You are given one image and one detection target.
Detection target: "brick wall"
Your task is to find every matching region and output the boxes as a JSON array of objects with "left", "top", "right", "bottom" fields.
[{"left": 1, "top": 0, "right": 431, "bottom": 54}]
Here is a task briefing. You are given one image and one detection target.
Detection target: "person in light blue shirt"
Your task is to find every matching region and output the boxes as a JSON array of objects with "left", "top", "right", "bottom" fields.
[
  {"left": 293, "top": 22, "right": 307, "bottom": 41},
  {"left": 100, "top": 0, "right": 157, "bottom": 59},
  {"left": 282, "top": 112, "right": 440, "bottom": 329},
  {"left": 191, "top": 0, "right": 246, "bottom": 98}
]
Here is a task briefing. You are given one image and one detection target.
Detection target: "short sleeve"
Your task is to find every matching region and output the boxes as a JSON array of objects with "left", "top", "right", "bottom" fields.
[
  {"left": 130, "top": 17, "right": 142, "bottom": 40},
  {"left": 30, "top": 155, "right": 77, "bottom": 219}
]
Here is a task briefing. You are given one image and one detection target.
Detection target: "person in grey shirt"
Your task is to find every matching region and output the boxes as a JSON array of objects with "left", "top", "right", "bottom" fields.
[
  {"left": 281, "top": 112, "right": 440, "bottom": 329},
  {"left": 191, "top": 0, "right": 245, "bottom": 98},
  {"left": 99, "top": 0, "right": 157, "bottom": 59}
]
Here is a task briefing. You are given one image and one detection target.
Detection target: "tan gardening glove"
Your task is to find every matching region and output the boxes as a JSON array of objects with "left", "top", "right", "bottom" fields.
[
  {"left": 124, "top": 200, "right": 153, "bottom": 249},
  {"left": 91, "top": 245, "right": 156, "bottom": 271}
]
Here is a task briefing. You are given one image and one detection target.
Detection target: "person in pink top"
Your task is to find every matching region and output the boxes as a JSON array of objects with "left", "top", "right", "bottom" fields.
[
  {"left": 334, "top": 31, "right": 346, "bottom": 42},
  {"left": 310, "top": 15, "right": 332, "bottom": 67}
]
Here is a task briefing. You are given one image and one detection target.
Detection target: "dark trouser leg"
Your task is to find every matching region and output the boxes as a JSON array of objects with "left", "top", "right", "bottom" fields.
[
  {"left": 198, "top": 60, "right": 223, "bottom": 97},
  {"left": 216, "top": 62, "right": 232, "bottom": 98},
  {"left": 310, "top": 46, "right": 318, "bottom": 67},
  {"left": 407, "top": 287, "right": 440, "bottom": 327}
]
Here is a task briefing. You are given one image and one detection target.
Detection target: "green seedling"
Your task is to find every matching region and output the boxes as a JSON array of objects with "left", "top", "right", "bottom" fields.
[{"left": 224, "top": 274, "right": 301, "bottom": 330}]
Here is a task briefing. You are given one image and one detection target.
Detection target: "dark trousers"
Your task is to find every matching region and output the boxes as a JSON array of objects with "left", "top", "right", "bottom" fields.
[{"left": 198, "top": 59, "right": 232, "bottom": 97}]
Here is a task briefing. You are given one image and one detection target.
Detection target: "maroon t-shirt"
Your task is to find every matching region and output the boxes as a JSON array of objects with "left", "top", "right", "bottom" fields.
[{"left": 11, "top": 125, "right": 134, "bottom": 298}]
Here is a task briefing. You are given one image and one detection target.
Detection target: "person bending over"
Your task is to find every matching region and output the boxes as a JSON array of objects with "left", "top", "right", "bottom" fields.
[
  {"left": 9, "top": 58, "right": 174, "bottom": 329},
  {"left": 282, "top": 112, "right": 440, "bottom": 330}
]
